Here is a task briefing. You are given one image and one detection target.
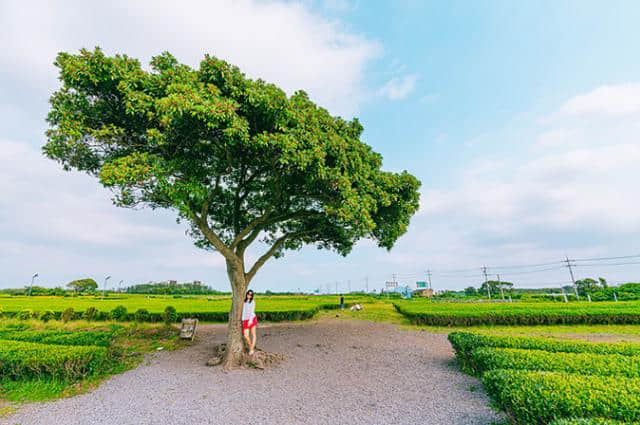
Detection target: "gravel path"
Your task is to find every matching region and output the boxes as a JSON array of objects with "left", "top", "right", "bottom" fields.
[{"left": 2, "top": 320, "right": 502, "bottom": 425}]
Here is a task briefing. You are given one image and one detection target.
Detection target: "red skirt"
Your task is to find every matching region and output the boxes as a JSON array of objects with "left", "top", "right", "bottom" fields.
[{"left": 242, "top": 316, "right": 258, "bottom": 331}]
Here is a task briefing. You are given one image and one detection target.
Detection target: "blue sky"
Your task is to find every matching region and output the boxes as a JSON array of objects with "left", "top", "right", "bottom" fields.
[{"left": 1, "top": 0, "right": 639, "bottom": 292}]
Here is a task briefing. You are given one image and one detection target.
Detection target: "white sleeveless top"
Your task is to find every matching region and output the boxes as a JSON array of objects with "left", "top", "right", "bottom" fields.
[{"left": 242, "top": 301, "right": 255, "bottom": 321}]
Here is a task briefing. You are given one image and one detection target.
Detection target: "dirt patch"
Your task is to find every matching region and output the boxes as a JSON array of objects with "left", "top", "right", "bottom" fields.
[{"left": 206, "top": 343, "right": 284, "bottom": 370}]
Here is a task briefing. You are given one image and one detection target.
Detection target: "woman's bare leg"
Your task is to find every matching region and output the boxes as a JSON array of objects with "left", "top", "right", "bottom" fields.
[
  {"left": 249, "top": 326, "right": 256, "bottom": 354},
  {"left": 242, "top": 328, "right": 251, "bottom": 352}
]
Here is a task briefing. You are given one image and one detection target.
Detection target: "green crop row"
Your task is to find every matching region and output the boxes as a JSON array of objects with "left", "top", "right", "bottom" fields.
[
  {"left": 0, "top": 340, "right": 109, "bottom": 381},
  {"left": 448, "top": 331, "right": 640, "bottom": 371},
  {"left": 0, "top": 330, "right": 114, "bottom": 347},
  {"left": 1, "top": 307, "right": 320, "bottom": 323},
  {"left": 468, "top": 347, "right": 640, "bottom": 378},
  {"left": 483, "top": 370, "right": 640, "bottom": 424},
  {"left": 549, "top": 419, "right": 631, "bottom": 425},
  {"left": 394, "top": 301, "right": 640, "bottom": 326}
]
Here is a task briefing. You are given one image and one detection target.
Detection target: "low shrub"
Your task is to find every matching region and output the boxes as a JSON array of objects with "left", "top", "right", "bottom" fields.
[
  {"left": 549, "top": 419, "right": 631, "bottom": 425},
  {"left": 469, "top": 346, "right": 640, "bottom": 378},
  {"left": 395, "top": 300, "right": 640, "bottom": 326},
  {"left": 110, "top": 305, "right": 128, "bottom": 321},
  {"left": 39, "top": 310, "right": 55, "bottom": 322},
  {"left": 162, "top": 306, "right": 177, "bottom": 325},
  {"left": 0, "top": 340, "right": 108, "bottom": 380},
  {"left": 448, "top": 331, "right": 640, "bottom": 372},
  {"left": 482, "top": 369, "right": 640, "bottom": 424},
  {"left": 18, "top": 309, "right": 33, "bottom": 320},
  {"left": 134, "top": 308, "right": 150, "bottom": 322},
  {"left": 61, "top": 307, "right": 75, "bottom": 323},
  {"left": 0, "top": 330, "right": 113, "bottom": 347},
  {"left": 83, "top": 307, "right": 98, "bottom": 321}
]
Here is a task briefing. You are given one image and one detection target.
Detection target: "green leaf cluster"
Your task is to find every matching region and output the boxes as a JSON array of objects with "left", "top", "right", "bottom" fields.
[{"left": 44, "top": 47, "right": 420, "bottom": 285}]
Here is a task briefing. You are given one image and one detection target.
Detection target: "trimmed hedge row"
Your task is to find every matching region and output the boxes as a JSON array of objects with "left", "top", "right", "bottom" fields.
[
  {"left": 483, "top": 369, "right": 640, "bottom": 424},
  {"left": 469, "top": 346, "right": 640, "bottom": 378},
  {"left": 0, "top": 330, "right": 114, "bottom": 347},
  {"left": 2, "top": 308, "right": 320, "bottom": 323},
  {"left": 0, "top": 340, "right": 109, "bottom": 380},
  {"left": 394, "top": 302, "right": 640, "bottom": 326},
  {"left": 549, "top": 419, "right": 631, "bottom": 425},
  {"left": 448, "top": 331, "right": 640, "bottom": 372}
]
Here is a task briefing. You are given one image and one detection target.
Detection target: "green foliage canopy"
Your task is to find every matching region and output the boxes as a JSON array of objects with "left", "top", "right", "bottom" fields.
[
  {"left": 66, "top": 278, "right": 98, "bottom": 293},
  {"left": 44, "top": 48, "right": 421, "bottom": 286}
]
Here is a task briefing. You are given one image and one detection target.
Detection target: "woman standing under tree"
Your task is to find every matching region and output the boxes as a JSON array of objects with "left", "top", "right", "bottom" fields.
[{"left": 242, "top": 290, "right": 257, "bottom": 355}]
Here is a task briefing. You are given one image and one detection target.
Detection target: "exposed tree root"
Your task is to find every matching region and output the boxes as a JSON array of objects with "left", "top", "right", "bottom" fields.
[{"left": 206, "top": 343, "right": 284, "bottom": 370}]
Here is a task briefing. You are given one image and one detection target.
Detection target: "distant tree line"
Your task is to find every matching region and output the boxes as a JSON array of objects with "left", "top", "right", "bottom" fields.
[{"left": 123, "top": 281, "right": 226, "bottom": 295}]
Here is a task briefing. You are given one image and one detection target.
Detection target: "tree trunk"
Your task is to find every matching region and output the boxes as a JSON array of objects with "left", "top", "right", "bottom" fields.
[{"left": 222, "top": 259, "right": 247, "bottom": 370}]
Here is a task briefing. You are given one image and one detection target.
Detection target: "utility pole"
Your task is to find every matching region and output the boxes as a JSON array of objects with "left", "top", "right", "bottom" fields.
[
  {"left": 102, "top": 276, "right": 111, "bottom": 301},
  {"left": 348, "top": 279, "right": 351, "bottom": 293},
  {"left": 365, "top": 276, "right": 369, "bottom": 293},
  {"left": 28, "top": 272, "right": 39, "bottom": 297},
  {"left": 482, "top": 266, "right": 491, "bottom": 299},
  {"left": 335, "top": 281, "right": 338, "bottom": 294},
  {"left": 564, "top": 256, "right": 580, "bottom": 300},
  {"left": 426, "top": 269, "right": 432, "bottom": 289},
  {"left": 497, "top": 274, "right": 504, "bottom": 300}
]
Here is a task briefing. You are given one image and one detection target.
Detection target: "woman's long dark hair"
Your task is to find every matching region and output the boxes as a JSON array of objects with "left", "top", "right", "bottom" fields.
[{"left": 244, "top": 289, "right": 254, "bottom": 303}]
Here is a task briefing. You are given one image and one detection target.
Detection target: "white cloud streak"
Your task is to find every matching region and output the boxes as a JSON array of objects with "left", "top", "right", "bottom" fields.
[{"left": 378, "top": 74, "right": 419, "bottom": 100}]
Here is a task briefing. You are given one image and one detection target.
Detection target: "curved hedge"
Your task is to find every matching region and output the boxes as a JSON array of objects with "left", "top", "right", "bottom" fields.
[
  {"left": 394, "top": 301, "right": 640, "bottom": 326},
  {"left": 0, "top": 340, "right": 108, "bottom": 380},
  {"left": 448, "top": 331, "right": 640, "bottom": 372},
  {"left": 469, "top": 346, "right": 640, "bottom": 378},
  {"left": 483, "top": 370, "right": 640, "bottom": 424},
  {"left": 549, "top": 419, "right": 632, "bottom": 425},
  {"left": 0, "top": 330, "right": 114, "bottom": 347}
]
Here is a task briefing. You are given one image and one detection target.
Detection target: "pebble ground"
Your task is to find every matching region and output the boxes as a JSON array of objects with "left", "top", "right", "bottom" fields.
[{"left": 2, "top": 320, "right": 502, "bottom": 425}]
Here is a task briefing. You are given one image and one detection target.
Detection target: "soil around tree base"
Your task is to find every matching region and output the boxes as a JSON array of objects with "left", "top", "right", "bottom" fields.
[{"left": 206, "top": 343, "right": 285, "bottom": 370}]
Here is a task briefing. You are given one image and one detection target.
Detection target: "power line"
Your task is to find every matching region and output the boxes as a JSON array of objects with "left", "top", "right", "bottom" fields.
[
  {"left": 573, "top": 254, "right": 640, "bottom": 262},
  {"left": 574, "top": 261, "right": 640, "bottom": 268},
  {"left": 488, "top": 260, "right": 563, "bottom": 270}
]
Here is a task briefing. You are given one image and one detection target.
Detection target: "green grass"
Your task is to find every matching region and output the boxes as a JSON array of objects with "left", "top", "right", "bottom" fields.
[
  {"left": 317, "top": 301, "right": 407, "bottom": 324},
  {"left": 0, "top": 294, "right": 374, "bottom": 322}
]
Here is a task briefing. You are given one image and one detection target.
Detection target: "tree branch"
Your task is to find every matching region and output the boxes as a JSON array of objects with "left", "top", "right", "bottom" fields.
[
  {"left": 192, "top": 211, "right": 236, "bottom": 261},
  {"left": 245, "top": 230, "right": 311, "bottom": 283}
]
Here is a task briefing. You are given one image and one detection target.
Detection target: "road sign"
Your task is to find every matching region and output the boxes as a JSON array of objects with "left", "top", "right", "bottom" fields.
[{"left": 416, "top": 281, "right": 427, "bottom": 289}]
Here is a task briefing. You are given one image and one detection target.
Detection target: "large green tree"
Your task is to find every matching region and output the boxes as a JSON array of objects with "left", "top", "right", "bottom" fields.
[{"left": 44, "top": 48, "right": 421, "bottom": 368}]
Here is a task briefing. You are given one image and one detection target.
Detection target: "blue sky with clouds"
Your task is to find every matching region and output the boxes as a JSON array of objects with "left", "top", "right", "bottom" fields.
[{"left": 1, "top": 0, "right": 640, "bottom": 292}]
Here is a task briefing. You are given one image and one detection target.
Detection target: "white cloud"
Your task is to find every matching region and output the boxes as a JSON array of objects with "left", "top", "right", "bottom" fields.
[
  {"left": 413, "top": 83, "right": 640, "bottom": 288},
  {"left": 0, "top": 0, "right": 380, "bottom": 117},
  {"left": 556, "top": 83, "right": 640, "bottom": 117},
  {"left": 378, "top": 74, "right": 419, "bottom": 100},
  {"left": 0, "top": 0, "right": 383, "bottom": 288}
]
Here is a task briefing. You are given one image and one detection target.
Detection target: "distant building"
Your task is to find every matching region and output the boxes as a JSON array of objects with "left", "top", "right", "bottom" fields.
[{"left": 414, "top": 288, "right": 434, "bottom": 298}]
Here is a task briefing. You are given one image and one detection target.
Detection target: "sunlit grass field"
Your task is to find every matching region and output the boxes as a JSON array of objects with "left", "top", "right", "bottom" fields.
[{"left": 0, "top": 294, "right": 369, "bottom": 316}]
